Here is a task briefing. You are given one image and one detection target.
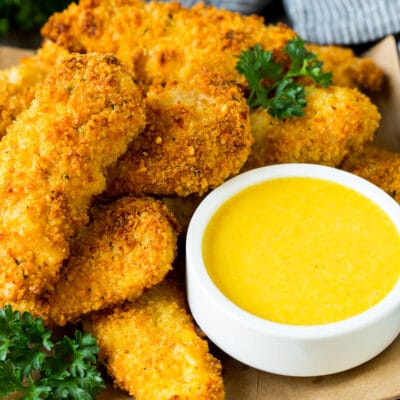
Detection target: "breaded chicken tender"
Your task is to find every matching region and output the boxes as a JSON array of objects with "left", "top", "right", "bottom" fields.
[
  {"left": 342, "top": 145, "right": 400, "bottom": 203},
  {"left": 307, "top": 44, "right": 384, "bottom": 92},
  {"left": 41, "top": 0, "right": 384, "bottom": 94},
  {"left": 85, "top": 279, "right": 224, "bottom": 400},
  {"left": 244, "top": 85, "right": 381, "bottom": 169},
  {"left": 0, "top": 53, "right": 146, "bottom": 306},
  {"left": 41, "top": 0, "right": 296, "bottom": 86},
  {"left": 47, "top": 196, "right": 179, "bottom": 326},
  {"left": 0, "top": 41, "right": 69, "bottom": 138},
  {"left": 106, "top": 72, "right": 252, "bottom": 197}
]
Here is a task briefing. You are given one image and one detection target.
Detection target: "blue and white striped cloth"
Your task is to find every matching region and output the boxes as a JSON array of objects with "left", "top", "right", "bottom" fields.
[
  {"left": 165, "top": 0, "right": 400, "bottom": 44},
  {"left": 283, "top": 0, "right": 400, "bottom": 44}
]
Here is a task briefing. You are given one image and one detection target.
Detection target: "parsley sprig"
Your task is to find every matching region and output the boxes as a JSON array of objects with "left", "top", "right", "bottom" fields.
[
  {"left": 235, "top": 37, "right": 332, "bottom": 119},
  {"left": 0, "top": 305, "right": 105, "bottom": 399}
]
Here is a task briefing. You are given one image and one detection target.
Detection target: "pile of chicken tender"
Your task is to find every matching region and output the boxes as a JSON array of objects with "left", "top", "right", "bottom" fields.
[{"left": 0, "top": 0, "right": 393, "bottom": 398}]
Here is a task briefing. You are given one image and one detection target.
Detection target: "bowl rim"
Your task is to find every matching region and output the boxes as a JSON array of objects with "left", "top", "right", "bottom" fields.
[{"left": 186, "top": 163, "right": 400, "bottom": 340}]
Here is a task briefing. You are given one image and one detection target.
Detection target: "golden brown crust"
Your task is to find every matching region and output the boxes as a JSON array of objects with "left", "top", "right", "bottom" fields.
[
  {"left": 106, "top": 71, "right": 252, "bottom": 197},
  {"left": 41, "top": 0, "right": 384, "bottom": 95},
  {"left": 0, "top": 41, "right": 70, "bottom": 138},
  {"left": 342, "top": 145, "right": 400, "bottom": 203},
  {"left": 47, "top": 196, "right": 179, "bottom": 326},
  {"left": 244, "top": 85, "right": 381, "bottom": 169},
  {"left": 0, "top": 53, "right": 146, "bottom": 304},
  {"left": 307, "top": 44, "right": 384, "bottom": 92},
  {"left": 41, "top": 0, "right": 296, "bottom": 86},
  {"left": 0, "top": 2, "right": 386, "bottom": 396},
  {"left": 85, "top": 279, "right": 225, "bottom": 400}
]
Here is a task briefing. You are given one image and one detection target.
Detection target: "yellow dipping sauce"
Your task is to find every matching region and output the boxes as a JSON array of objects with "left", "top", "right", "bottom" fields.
[{"left": 203, "top": 177, "right": 400, "bottom": 325}]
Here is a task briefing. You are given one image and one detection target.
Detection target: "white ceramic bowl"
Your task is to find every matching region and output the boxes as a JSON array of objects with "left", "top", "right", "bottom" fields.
[{"left": 186, "top": 164, "right": 400, "bottom": 377}]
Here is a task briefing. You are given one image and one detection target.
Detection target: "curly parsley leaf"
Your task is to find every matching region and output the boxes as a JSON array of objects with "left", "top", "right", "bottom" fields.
[
  {"left": 268, "top": 79, "right": 307, "bottom": 119},
  {"left": 0, "top": 305, "right": 105, "bottom": 399},
  {"left": 235, "top": 37, "right": 332, "bottom": 119}
]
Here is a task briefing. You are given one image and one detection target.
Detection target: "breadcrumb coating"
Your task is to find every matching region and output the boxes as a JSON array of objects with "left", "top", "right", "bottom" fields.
[
  {"left": 106, "top": 71, "right": 252, "bottom": 197},
  {"left": 85, "top": 279, "right": 225, "bottom": 400},
  {"left": 41, "top": 0, "right": 384, "bottom": 95},
  {"left": 307, "top": 44, "right": 384, "bottom": 92},
  {"left": 0, "top": 1, "right": 387, "bottom": 397},
  {"left": 47, "top": 196, "right": 179, "bottom": 326},
  {"left": 41, "top": 0, "right": 296, "bottom": 86},
  {"left": 342, "top": 145, "right": 400, "bottom": 203},
  {"left": 244, "top": 85, "right": 381, "bottom": 169},
  {"left": 0, "top": 41, "right": 69, "bottom": 138},
  {"left": 0, "top": 53, "right": 146, "bottom": 304}
]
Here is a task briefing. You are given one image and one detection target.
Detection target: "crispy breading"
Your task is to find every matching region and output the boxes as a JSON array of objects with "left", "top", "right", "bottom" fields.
[
  {"left": 41, "top": 0, "right": 296, "bottom": 86},
  {"left": 0, "top": 53, "right": 146, "bottom": 305},
  {"left": 342, "top": 145, "right": 400, "bottom": 203},
  {"left": 41, "top": 0, "right": 384, "bottom": 94},
  {"left": 85, "top": 279, "right": 225, "bottom": 400},
  {"left": 307, "top": 44, "right": 384, "bottom": 92},
  {"left": 47, "top": 196, "right": 179, "bottom": 326},
  {"left": 243, "top": 85, "right": 380, "bottom": 169},
  {"left": 5, "top": 296, "right": 50, "bottom": 322},
  {"left": 0, "top": 40, "right": 69, "bottom": 138},
  {"left": 106, "top": 71, "right": 252, "bottom": 197}
]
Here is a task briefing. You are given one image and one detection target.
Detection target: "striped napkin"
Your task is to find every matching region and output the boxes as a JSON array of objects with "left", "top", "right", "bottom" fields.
[{"left": 283, "top": 0, "right": 400, "bottom": 44}]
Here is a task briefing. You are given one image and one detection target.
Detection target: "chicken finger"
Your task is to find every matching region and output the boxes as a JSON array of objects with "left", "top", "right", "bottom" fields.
[
  {"left": 106, "top": 71, "right": 252, "bottom": 197},
  {"left": 41, "top": 0, "right": 384, "bottom": 95},
  {"left": 342, "top": 145, "right": 400, "bottom": 203},
  {"left": 0, "top": 53, "right": 146, "bottom": 305},
  {"left": 244, "top": 85, "right": 380, "bottom": 169},
  {"left": 0, "top": 40, "right": 69, "bottom": 138},
  {"left": 85, "top": 279, "right": 224, "bottom": 400},
  {"left": 47, "top": 196, "right": 179, "bottom": 326},
  {"left": 307, "top": 44, "right": 384, "bottom": 92},
  {"left": 41, "top": 0, "right": 296, "bottom": 86}
]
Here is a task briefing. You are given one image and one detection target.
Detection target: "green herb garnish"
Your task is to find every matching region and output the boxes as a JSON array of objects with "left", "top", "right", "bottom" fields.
[
  {"left": 0, "top": 305, "right": 104, "bottom": 399},
  {"left": 235, "top": 37, "right": 332, "bottom": 119},
  {"left": 0, "top": 0, "right": 73, "bottom": 37}
]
